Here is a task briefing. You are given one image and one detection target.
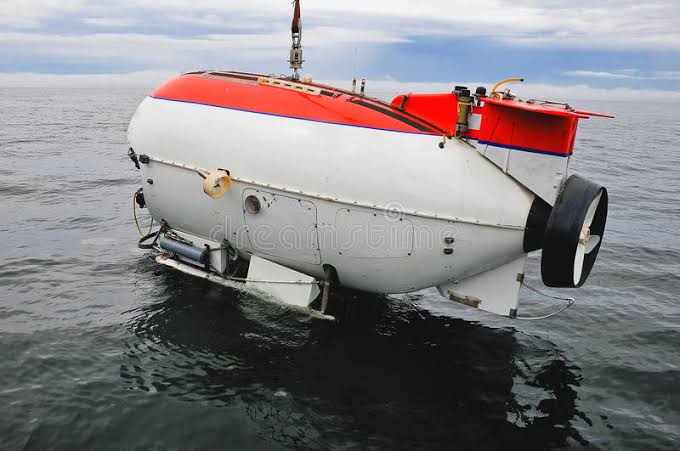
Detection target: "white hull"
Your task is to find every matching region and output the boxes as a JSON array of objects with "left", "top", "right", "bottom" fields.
[{"left": 129, "top": 97, "right": 534, "bottom": 297}]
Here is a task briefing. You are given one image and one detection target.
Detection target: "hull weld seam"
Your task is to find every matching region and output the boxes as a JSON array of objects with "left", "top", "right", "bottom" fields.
[{"left": 144, "top": 155, "right": 526, "bottom": 231}]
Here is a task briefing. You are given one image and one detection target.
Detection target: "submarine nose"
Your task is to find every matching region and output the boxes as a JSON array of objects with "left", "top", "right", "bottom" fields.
[{"left": 523, "top": 174, "right": 609, "bottom": 288}]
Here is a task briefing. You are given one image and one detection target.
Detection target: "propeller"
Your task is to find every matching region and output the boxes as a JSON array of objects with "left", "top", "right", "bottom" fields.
[
  {"left": 541, "top": 174, "right": 608, "bottom": 288},
  {"left": 573, "top": 191, "right": 602, "bottom": 285}
]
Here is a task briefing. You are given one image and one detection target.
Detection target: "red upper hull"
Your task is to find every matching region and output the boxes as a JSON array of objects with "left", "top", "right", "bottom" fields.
[
  {"left": 152, "top": 71, "right": 441, "bottom": 136},
  {"left": 152, "top": 71, "right": 610, "bottom": 157}
]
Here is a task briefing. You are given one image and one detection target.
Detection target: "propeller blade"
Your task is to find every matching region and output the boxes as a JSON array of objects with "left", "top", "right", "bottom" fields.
[
  {"left": 583, "top": 191, "right": 602, "bottom": 229},
  {"left": 573, "top": 243, "right": 585, "bottom": 286},
  {"left": 586, "top": 235, "right": 601, "bottom": 253}
]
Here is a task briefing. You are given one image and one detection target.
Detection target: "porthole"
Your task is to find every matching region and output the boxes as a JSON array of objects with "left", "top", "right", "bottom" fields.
[{"left": 245, "top": 195, "right": 261, "bottom": 214}]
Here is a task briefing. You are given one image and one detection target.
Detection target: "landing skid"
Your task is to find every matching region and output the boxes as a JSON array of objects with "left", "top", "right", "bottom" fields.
[{"left": 154, "top": 254, "right": 335, "bottom": 321}]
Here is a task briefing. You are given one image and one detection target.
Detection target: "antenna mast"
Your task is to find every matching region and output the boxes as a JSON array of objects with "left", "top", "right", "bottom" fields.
[
  {"left": 289, "top": 0, "right": 304, "bottom": 80},
  {"left": 352, "top": 48, "right": 357, "bottom": 92}
]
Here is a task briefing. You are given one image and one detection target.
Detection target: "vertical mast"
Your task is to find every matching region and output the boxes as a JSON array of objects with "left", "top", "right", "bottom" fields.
[{"left": 289, "top": 0, "right": 304, "bottom": 80}]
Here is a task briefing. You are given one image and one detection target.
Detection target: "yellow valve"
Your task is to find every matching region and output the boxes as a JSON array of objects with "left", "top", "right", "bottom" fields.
[
  {"left": 203, "top": 169, "right": 232, "bottom": 199},
  {"left": 490, "top": 78, "right": 525, "bottom": 98}
]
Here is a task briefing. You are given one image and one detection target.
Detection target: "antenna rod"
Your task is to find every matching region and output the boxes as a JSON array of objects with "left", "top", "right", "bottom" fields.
[
  {"left": 289, "top": 0, "right": 304, "bottom": 80},
  {"left": 352, "top": 48, "right": 357, "bottom": 92}
]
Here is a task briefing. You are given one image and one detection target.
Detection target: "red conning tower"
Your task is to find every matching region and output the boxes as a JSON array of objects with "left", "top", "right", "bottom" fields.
[{"left": 391, "top": 91, "right": 613, "bottom": 157}]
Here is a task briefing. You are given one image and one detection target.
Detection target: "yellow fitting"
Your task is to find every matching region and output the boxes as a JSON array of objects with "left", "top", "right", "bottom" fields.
[
  {"left": 490, "top": 78, "right": 525, "bottom": 98},
  {"left": 203, "top": 169, "right": 232, "bottom": 199}
]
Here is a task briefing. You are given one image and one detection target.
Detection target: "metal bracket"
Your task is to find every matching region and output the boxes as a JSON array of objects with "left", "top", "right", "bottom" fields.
[{"left": 257, "top": 77, "right": 320, "bottom": 95}]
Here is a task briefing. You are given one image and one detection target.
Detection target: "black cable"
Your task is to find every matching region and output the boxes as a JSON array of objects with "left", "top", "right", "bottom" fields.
[{"left": 138, "top": 221, "right": 167, "bottom": 250}]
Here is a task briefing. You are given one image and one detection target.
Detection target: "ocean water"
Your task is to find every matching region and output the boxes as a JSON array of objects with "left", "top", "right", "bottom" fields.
[{"left": 0, "top": 87, "right": 679, "bottom": 450}]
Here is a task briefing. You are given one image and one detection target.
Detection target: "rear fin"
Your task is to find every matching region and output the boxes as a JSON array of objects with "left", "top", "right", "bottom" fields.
[
  {"left": 247, "top": 255, "right": 320, "bottom": 307},
  {"left": 437, "top": 255, "right": 527, "bottom": 317},
  {"left": 477, "top": 99, "right": 578, "bottom": 205},
  {"left": 476, "top": 98, "right": 612, "bottom": 205}
]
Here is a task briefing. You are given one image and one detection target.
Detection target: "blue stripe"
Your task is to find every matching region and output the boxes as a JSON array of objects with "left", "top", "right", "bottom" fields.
[
  {"left": 149, "top": 96, "right": 438, "bottom": 137},
  {"left": 469, "top": 138, "right": 571, "bottom": 157}
]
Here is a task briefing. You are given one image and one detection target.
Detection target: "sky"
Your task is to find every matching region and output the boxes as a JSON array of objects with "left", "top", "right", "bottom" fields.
[{"left": 1, "top": 0, "right": 679, "bottom": 95}]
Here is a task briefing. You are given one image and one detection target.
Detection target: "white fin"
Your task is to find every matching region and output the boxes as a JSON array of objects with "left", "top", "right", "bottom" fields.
[
  {"left": 437, "top": 255, "right": 527, "bottom": 317},
  {"left": 246, "top": 255, "right": 320, "bottom": 307},
  {"left": 479, "top": 143, "right": 568, "bottom": 205}
]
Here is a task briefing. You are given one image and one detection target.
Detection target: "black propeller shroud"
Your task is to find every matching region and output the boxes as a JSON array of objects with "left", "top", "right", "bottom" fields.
[{"left": 540, "top": 174, "right": 608, "bottom": 288}]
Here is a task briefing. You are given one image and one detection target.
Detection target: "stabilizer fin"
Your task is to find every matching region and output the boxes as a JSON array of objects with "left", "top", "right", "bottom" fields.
[
  {"left": 478, "top": 145, "right": 569, "bottom": 205},
  {"left": 246, "top": 255, "right": 320, "bottom": 307},
  {"left": 437, "top": 255, "right": 527, "bottom": 317},
  {"left": 476, "top": 97, "right": 582, "bottom": 205}
]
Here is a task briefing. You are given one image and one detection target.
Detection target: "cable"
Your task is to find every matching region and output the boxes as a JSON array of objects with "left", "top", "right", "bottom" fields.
[
  {"left": 132, "top": 189, "right": 153, "bottom": 237},
  {"left": 515, "top": 282, "right": 575, "bottom": 320},
  {"left": 138, "top": 221, "right": 166, "bottom": 250},
  {"left": 223, "top": 274, "right": 328, "bottom": 286}
]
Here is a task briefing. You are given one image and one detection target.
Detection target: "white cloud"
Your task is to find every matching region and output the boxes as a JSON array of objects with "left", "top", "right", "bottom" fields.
[
  {"left": 1, "top": 1, "right": 678, "bottom": 90},
  {"left": 2, "top": 0, "right": 680, "bottom": 50},
  {"left": 565, "top": 70, "right": 638, "bottom": 79},
  {"left": 0, "top": 26, "right": 404, "bottom": 71},
  {"left": 655, "top": 71, "right": 680, "bottom": 80},
  {"left": 565, "top": 69, "right": 680, "bottom": 80},
  {"left": 341, "top": 79, "right": 680, "bottom": 102},
  {"left": 81, "top": 17, "right": 139, "bottom": 27},
  {"left": 1, "top": 71, "right": 678, "bottom": 103},
  {"left": 0, "top": 70, "right": 177, "bottom": 88},
  {"left": 0, "top": 0, "right": 83, "bottom": 28}
]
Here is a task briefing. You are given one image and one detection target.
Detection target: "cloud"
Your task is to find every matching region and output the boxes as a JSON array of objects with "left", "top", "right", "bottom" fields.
[
  {"left": 81, "top": 17, "right": 139, "bottom": 28},
  {"left": 1, "top": 0, "right": 678, "bottom": 89},
  {"left": 339, "top": 79, "right": 680, "bottom": 102},
  {"left": 0, "top": 26, "right": 405, "bottom": 73},
  {"left": 0, "top": 70, "right": 177, "bottom": 88},
  {"left": 655, "top": 71, "right": 680, "bottom": 80},
  {"left": 2, "top": 0, "right": 680, "bottom": 50},
  {"left": 565, "top": 70, "right": 638, "bottom": 79},
  {"left": 565, "top": 69, "right": 680, "bottom": 81},
  {"left": 1, "top": 71, "right": 678, "bottom": 103},
  {"left": 0, "top": 0, "right": 83, "bottom": 28}
]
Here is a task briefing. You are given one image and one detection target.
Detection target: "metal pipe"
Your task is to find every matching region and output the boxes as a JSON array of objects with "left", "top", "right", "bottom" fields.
[
  {"left": 456, "top": 89, "right": 472, "bottom": 137},
  {"left": 159, "top": 236, "right": 208, "bottom": 263},
  {"left": 490, "top": 78, "right": 524, "bottom": 98}
]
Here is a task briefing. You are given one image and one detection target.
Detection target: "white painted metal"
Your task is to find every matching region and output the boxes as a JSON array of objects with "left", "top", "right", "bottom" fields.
[
  {"left": 156, "top": 254, "right": 242, "bottom": 289},
  {"left": 143, "top": 154, "right": 525, "bottom": 230},
  {"left": 468, "top": 113, "right": 482, "bottom": 131},
  {"left": 335, "top": 208, "right": 414, "bottom": 258},
  {"left": 128, "top": 96, "right": 538, "bottom": 316},
  {"left": 246, "top": 255, "right": 320, "bottom": 307},
  {"left": 574, "top": 192, "right": 603, "bottom": 285},
  {"left": 477, "top": 143, "right": 569, "bottom": 205},
  {"left": 436, "top": 255, "right": 527, "bottom": 316},
  {"left": 242, "top": 189, "right": 321, "bottom": 264},
  {"left": 129, "top": 97, "right": 532, "bottom": 228},
  {"left": 156, "top": 254, "right": 334, "bottom": 320}
]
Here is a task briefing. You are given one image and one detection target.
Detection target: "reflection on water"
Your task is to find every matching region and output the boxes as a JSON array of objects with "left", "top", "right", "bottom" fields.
[{"left": 122, "top": 266, "right": 592, "bottom": 450}]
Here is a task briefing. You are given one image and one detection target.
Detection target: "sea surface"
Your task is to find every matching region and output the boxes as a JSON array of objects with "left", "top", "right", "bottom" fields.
[{"left": 0, "top": 87, "right": 679, "bottom": 450}]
